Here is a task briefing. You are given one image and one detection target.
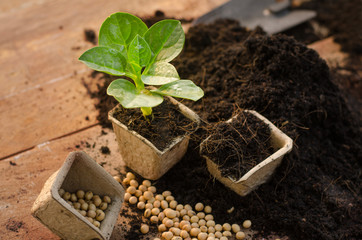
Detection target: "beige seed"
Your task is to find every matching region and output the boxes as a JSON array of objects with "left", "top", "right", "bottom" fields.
[
  {"left": 127, "top": 186, "right": 136, "bottom": 195},
  {"left": 124, "top": 192, "right": 131, "bottom": 202},
  {"left": 173, "top": 222, "right": 180, "bottom": 228},
  {"left": 143, "top": 191, "right": 153, "bottom": 200},
  {"left": 170, "top": 227, "right": 181, "bottom": 236},
  {"left": 85, "top": 191, "right": 93, "bottom": 201},
  {"left": 161, "top": 200, "right": 169, "bottom": 209},
  {"left": 236, "top": 231, "right": 246, "bottom": 240},
  {"left": 206, "top": 237, "right": 215, "bottom": 240},
  {"left": 93, "top": 197, "right": 102, "bottom": 207},
  {"left": 176, "top": 204, "right": 183, "bottom": 211},
  {"left": 162, "top": 190, "right": 172, "bottom": 197},
  {"left": 73, "top": 202, "right": 81, "bottom": 209},
  {"left": 155, "top": 194, "right": 164, "bottom": 201},
  {"left": 103, "top": 195, "right": 111, "bottom": 204},
  {"left": 214, "top": 231, "right": 222, "bottom": 238},
  {"left": 191, "top": 222, "right": 199, "bottom": 228},
  {"left": 214, "top": 224, "right": 222, "bottom": 232},
  {"left": 184, "top": 204, "right": 192, "bottom": 211},
  {"left": 79, "top": 210, "right": 87, "bottom": 217},
  {"left": 190, "top": 228, "right": 201, "bottom": 237},
  {"left": 180, "top": 230, "right": 189, "bottom": 238},
  {"left": 70, "top": 193, "right": 78, "bottom": 202},
  {"left": 96, "top": 209, "right": 105, "bottom": 221},
  {"left": 126, "top": 172, "right": 135, "bottom": 180},
  {"left": 59, "top": 189, "right": 65, "bottom": 197},
  {"left": 87, "top": 210, "right": 96, "bottom": 218},
  {"left": 198, "top": 232, "right": 208, "bottom": 240},
  {"left": 165, "top": 209, "right": 177, "bottom": 219},
  {"left": 162, "top": 217, "right": 170, "bottom": 224},
  {"left": 137, "top": 201, "right": 145, "bottom": 210},
  {"left": 197, "top": 212, "right": 205, "bottom": 219},
  {"left": 166, "top": 196, "right": 175, "bottom": 202},
  {"left": 147, "top": 197, "right": 155, "bottom": 204},
  {"left": 99, "top": 202, "right": 108, "bottom": 210},
  {"left": 148, "top": 186, "right": 157, "bottom": 193},
  {"left": 208, "top": 226, "right": 215, "bottom": 233},
  {"left": 113, "top": 176, "right": 121, "bottom": 183},
  {"left": 144, "top": 209, "right": 152, "bottom": 218},
  {"left": 76, "top": 190, "right": 85, "bottom": 199},
  {"left": 173, "top": 217, "right": 180, "bottom": 223},
  {"left": 151, "top": 208, "right": 160, "bottom": 216},
  {"left": 158, "top": 223, "right": 167, "bottom": 232},
  {"left": 188, "top": 210, "right": 196, "bottom": 217},
  {"left": 78, "top": 199, "right": 86, "bottom": 204},
  {"left": 81, "top": 202, "right": 89, "bottom": 211},
  {"left": 145, "top": 203, "right": 153, "bottom": 209},
  {"left": 182, "top": 224, "right": 191, "bottom": 232},
  {"left": 180, "top": 209, "right": 187, "bottom": 217},
  {"left": 242, "top": 220, "right": 251, "bottom": 229},
  {"left": 140, "top": 224, "right": 149, "bottom": 234},
  {"left": 206, "top": 220, "right": 215, "bottom": 227},
  {"left": 222, "top": 223, "right": 231, "bottom": 231},
  {"left": 179, "top": 220, "right": 189, "bottom": 229},
  {"left": 158, "top": 212, "right": 165, "bottom": 221},
  {"left": 138, "top": 184, "right": 148, "bottom": 192},
  {"left": 190, "top": 216, "right": 199, "bottom": 223},
  {"left": 169, "top": 200, "right": 178, "bottom": 209},
  {"left": 204, "top": 206, "right": 212, "bottom": 214},
  {"left": 162, "top": 231, "right": 173, "bottom": 240},
  {"left": 153, "top": 200, "right": 161, "bottom": 208},
  {"left": 150, "top": 215, "right": 159, "bottom": 224},
  {"left": 86, "top": 217, "right": 94, "bottom": 223},
  {"left": 122, "top": 177, "right": 130, "bottom": 185},
  {"left": 165, "top": 219, "right": 174, "bottom": 228},
  {"left": 129, "top": 196, "right": 137, "bottom": 205},
  {"left": 171, "top": 237, "right": 182, "bottom": 240},
  {"left": 89, "top": 203, "right": 96, "bottom": 211},
  {"left": 130, "top": 179, "right": 139, "bottom": 188},
  {"left": 93, "top": 220, "right": 100, "bottom": 228},
  {"left": 231, "top": 223, "right": 241, "bottom": 233},
  {"left": 139, "top": 196, "right": 146, "bottom": 202},
  {"left": 205, "top": 214, "right": 214, "bottom": 221},
  {"left": 200, "top": 226, "right": 208, "bottom": 232},
  {"left": 135, "top": 190, "right": 142, "bottom": 197},
  {"left": 198, "top": 219, "right": 206, "bottom": 226},
  {"left": 223, "top": 230, "right": 232, "bottom": 237},
  {"left": 195, "top": 203, "right": 204, "bottom": 212},
  {"left": 220, "top": 237, "right": 228, "bottom": 240},
  {"left": 183, "top": 215, "right": 190, "bottom": 221},
  {"left": 142, "top": 180, "right": 151, "bottom": 187}
]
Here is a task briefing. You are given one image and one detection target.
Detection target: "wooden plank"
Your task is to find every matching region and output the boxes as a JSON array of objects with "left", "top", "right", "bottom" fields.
[{"left": 0, "top": 126, "right": 124, "bottom": 239}]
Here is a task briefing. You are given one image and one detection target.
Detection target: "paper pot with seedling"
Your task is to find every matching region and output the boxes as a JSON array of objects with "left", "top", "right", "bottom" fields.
[
  {"left": 200, "top": 110, "right": 293, "bottom": 196},
  {"left": 79, "top": 12, "right": 203, "bottom": 180}
]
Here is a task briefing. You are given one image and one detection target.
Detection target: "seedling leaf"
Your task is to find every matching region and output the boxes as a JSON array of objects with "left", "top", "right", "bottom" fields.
[
  {"left": 152, "top": 80, "right": 204, "bottom": 101},
  {"left": 144, "top": 20, "right": 184, "bottom": 63},
  {"left": 128, "top": 35, "right": 152, "bottom": 68},
  {"left": 107, "top": 79, "right": 163, "bottom": 108},
  {"left": 79, "top": 46, "right": 126, "bottom": 76},
  {"left": 141, "top": 62, "right": 179, "bottom": 85},
  {"left": 99, "top": 12, "right": 148, "bottom": 51}
]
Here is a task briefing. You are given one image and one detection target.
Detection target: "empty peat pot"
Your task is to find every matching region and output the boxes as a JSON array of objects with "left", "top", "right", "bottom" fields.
[
  {"left": 31, "top": 151, "right": 124, "bottom": 240},
  {"left": 200, "top": 110, "right": 293, "bottom": 196},
  {"left": 109, "top": 97, "right": 200, "bottom": 180}
]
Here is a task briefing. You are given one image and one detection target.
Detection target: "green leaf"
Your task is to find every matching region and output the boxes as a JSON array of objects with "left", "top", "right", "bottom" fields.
[
  {"left": 79, "top": 46, "right": 126, "bottom": 76},
  {"left": 152, "top": 80, "right": 204, "bottom": 101},
  {"left": 128, "top": 35, "right": 151, "bottom": 68},
  {"left": 144, "top": 20, "right": 185, "bottom": 62},
  {"left": 141, "top": 62, "right": 179, "bottom": 85},
  {"left": 99, "top": 12, "right": 148, "bottom": 51},
  {"left": 107, "top": 79, "right": 163, "bottom": 108}
]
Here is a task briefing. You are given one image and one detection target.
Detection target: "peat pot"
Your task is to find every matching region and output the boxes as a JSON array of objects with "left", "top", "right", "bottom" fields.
[
  {"left": 200, "top": 110, "right": 293, "bottom": 196},
  {"left": 109, "top": 97, "right": 200, "bottom": 180},
  {"left": 31, "top": 151, "right": 124, "bottom": 240}
]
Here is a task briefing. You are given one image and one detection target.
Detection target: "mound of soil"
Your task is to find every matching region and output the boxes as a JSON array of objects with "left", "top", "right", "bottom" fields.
[
  {"left": 88, "top": 19, "right": 361, "bottom": 240},
  {"left": 201, "top": 111, "right": 274, "bottom": 179}
]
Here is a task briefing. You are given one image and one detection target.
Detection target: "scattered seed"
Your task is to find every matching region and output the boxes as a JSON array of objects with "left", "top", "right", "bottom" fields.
[
  {"left": 162, "top": 231, "right": 173, "bottom": 240},
  {"left": 85, "top": 191, "right": 93, "bottom": 201},
  {"left": 142, "top": 180, "right": 151, "bottom": 187},
  {"left": 242, "top": 220, "right": 252, "bottom": 229},
  {"left": 205, "top": 214, "right": 214, "bottom": 221},
  {"left": 204, "top": 205, "right": 212, "bottom": 214},
  {"left": 232, "top": 223, "right": 241, "bottom": 233},
  {"left": 93, "top": 220, "right": 100, "bottom": 228},
  {"left": 70, "top": 193, "right": 78, "bottom": 202},
  {"left": 113, "top": 176, "right": 121, "bottom": 183},
  {"left": 148, "top": 186, "right": 157, "bottom": 193},
  {"left": 139, "top": 185, "right": 148, "bottom": 192},
  {"left": 190, "top": 228, "right": 201, "bottom": 237},
  {"left": 99, "top": 202, "right": 108, "bottom": 210},
  {"left": 87, "top": 210, "right": 96, "bottom": 218},
  {"left": 126, "top": 172, "right": 135, "bottom": 180},
  {"left": 129, "top": 196, "right": 137, "bottom": 205},
  {"left": 124, "top": 192, "right": 131, "bottom": 202},
  {"left": 127, "top": 186, "right": 136, "bottom": 195},
  {"left": 96, "top": 209, "right": 105, "bottom": 221},
  {"left": 151, "top": 208, "right": 160, "bottom": 216},
  {"left": 180, "top": 230, "right": 189, "bottom": 238},
  {"left": 195, "top": 203, "right": 204, "bottom": 212},
  {"left": 236, "top": 231, "right": 246, "bottom": 239},
  {"left": 222, "top": 223, "right": 231, "bottom": 231},
  {"left": 158, "top": 223, "right": 167, "bottom": 232},
  {"left": 223, "top": 230, "right": 232, "bottom": 237},
  {"left": 93, "top": 197, "right": 102, "bottom": 207},
  {"left": 144, "top": 209, "right": 151, "bottom": 218},
  {"left": 140, "top": 224, "right": 149, "bottom": 234},
  {"left": 198, "top": 232, "right": 208, "bottom": 240},
  {"left": 137, "top": 202, "right": 145, "bottom": 210},
  {"left": 150, "top": 215, "right": 159, "bottom": 223}
]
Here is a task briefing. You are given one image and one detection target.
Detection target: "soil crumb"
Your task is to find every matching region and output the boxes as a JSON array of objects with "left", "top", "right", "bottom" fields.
[
  {"left": 6, "top": 219, "right": 24, "bottom": 232},
  {"left": 84, "top": 29, "right": 97, "bottom": 45},
  {"left": 100, "top": 146, "right": 110, "bottom": 154}
]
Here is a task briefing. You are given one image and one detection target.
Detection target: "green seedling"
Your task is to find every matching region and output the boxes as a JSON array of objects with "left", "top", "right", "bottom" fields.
[{"left": 79, "top": 12, "right": 204, "bottom": 117}]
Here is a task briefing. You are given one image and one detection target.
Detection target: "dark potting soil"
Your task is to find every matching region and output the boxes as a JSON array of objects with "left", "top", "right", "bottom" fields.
[
  {"left": 201, "top": 111, "right": 274, "bottom": 179},
  {"left": 112, "top": 100, "right": 197, "bottom": 150},
  {"left": 86, "top": 19, "right": 361, "bottom": 240}
]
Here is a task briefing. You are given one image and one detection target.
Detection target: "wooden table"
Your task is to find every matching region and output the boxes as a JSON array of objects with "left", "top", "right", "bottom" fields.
[{"left": 0, "top": 0, "right": 346, "bottom": 239}]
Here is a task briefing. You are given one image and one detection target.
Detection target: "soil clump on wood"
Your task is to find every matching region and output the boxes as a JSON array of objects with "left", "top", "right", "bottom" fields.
[{"left": 86, "top": 17, "right": 361, "bottom": 240}]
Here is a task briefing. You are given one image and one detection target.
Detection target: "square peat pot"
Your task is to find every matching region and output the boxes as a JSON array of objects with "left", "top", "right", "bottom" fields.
[
  {"left": 109, "top": 97, "right": 200, "bottom": 180},
  {"left": 31, "top": 151, "right": 124, "bottom": 240},
  {"left": 201, "top": 110, "right": 293, "bottom": 196}
]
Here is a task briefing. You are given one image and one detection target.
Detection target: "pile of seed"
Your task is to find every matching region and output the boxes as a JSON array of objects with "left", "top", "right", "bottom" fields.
[
  {"left": 59, "top": 189, "right": 112, "bottom": 228},
  {"left": 116, "top": 172, "right": 251, "bottom": 240}
]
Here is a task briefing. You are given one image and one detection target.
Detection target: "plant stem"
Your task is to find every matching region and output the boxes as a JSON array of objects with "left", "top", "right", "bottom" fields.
[{"left": 141, "top": 107, "right": 152, "bottom": 117}]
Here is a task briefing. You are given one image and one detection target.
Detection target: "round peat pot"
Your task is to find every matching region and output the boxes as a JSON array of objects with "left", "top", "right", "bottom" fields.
[
  {"left": 109, "top": 97, "right": 200, "bottom": 180},
  {"left": 31, "top": 151, "right": 124, "bottom": 240},
  {"left": 200, "top": 110, "right": 293, "bottom": 196}
]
